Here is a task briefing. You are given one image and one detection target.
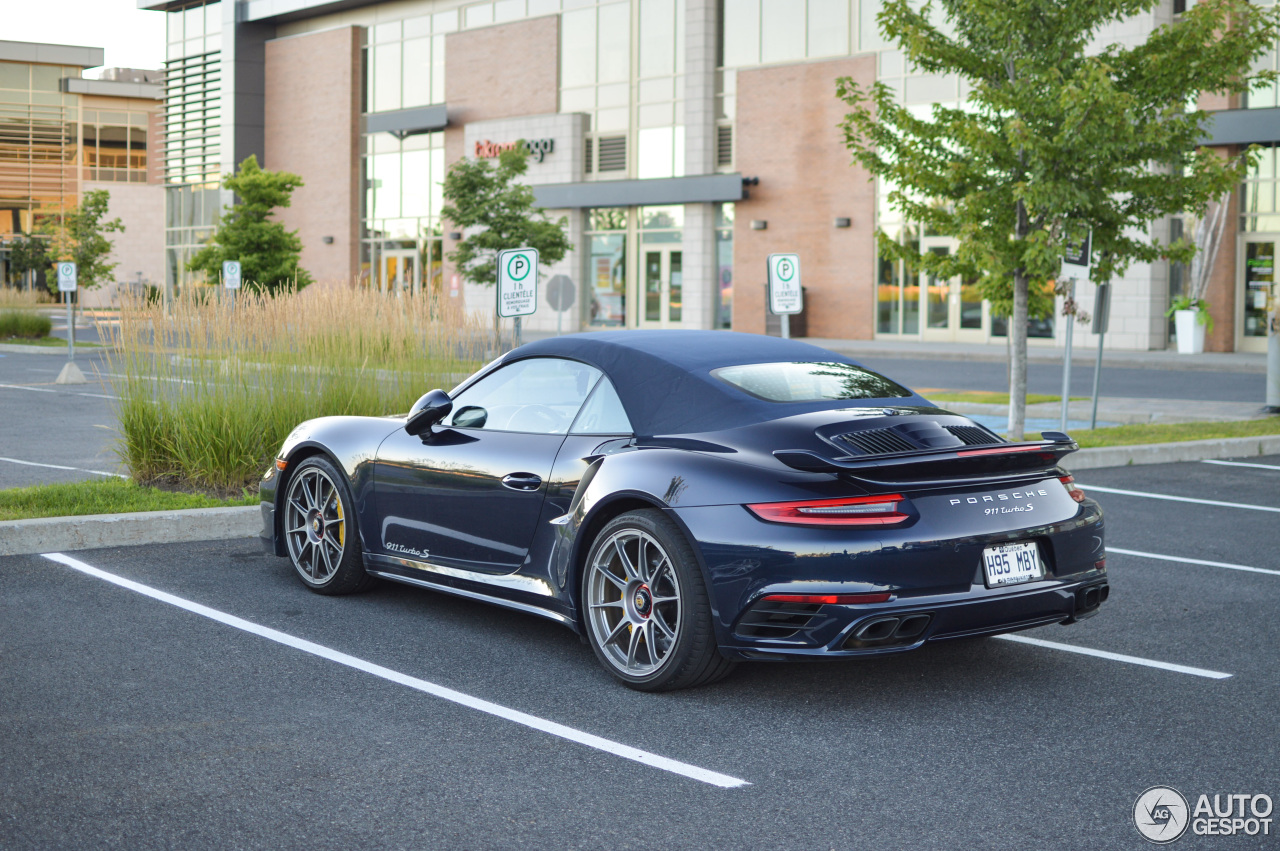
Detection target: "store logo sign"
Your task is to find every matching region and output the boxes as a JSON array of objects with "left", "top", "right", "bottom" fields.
[{"left": 475, "top": 138, "right": 555, "bottom": 162}]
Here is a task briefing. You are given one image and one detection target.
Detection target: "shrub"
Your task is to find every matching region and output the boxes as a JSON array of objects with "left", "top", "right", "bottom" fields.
[
  {"left": 0, "top": 310, "right": 52, "bottom": 338},
  {"left": 110, "top": 286, "right": 488, "bottom": 493}
]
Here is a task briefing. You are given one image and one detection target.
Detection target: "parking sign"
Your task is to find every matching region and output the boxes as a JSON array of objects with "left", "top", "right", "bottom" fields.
[
  {"left": 767, "top": 254, "right": 802, "bottom": 315},
  {"left": 223, "top": 260, "right": 242, "bottom": 289},
  {"left": 497, "top": 248, "right": 539, "bottom": 318},
  {"left": 56, "top": 262, "right": 77, "bottom": 292}
]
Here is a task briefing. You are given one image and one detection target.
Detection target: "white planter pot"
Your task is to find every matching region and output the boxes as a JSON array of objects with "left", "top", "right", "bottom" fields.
[{"left": 1175, "top": 309, "right": 1205, "bottom": 354}]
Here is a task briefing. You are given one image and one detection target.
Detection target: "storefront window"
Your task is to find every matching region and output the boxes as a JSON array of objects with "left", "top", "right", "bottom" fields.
[
  {"left": 1241, "top": 146, "right": 1280, "bottom": 232},
  {"left": 1244, "top": 241, "right": 1274, "bottom": 339},
  {"left": 585, "top": 208, "right": 627, "bottom": 327},
  {"left": 715, "top": 203, "right": 733, "bottom": 328}
]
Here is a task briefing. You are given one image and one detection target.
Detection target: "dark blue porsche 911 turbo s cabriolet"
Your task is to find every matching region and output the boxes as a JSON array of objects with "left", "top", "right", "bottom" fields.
[{"left": 259, "top": 330, "right": 1107, "bottom": 691}]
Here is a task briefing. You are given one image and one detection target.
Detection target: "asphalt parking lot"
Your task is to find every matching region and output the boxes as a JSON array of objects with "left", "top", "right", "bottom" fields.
[{"left": 2, "top": 456, "right": 1278, "bottom": 849}]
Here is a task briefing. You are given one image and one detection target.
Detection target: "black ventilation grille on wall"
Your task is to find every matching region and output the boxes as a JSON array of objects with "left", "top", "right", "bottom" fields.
[
  {"left": 717, "top": 125, "right": 733, "bottom": 167},
  {"left": 584, "top": 136, "right": 593, "bottom": 174},
  {"left": 597, "top": 135, "right": 627, "bottom": 172}
]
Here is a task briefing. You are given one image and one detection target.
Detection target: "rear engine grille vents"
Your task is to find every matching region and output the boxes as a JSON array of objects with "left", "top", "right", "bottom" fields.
[
  {"left": 944, "top": 425, "right": 1003, "bottom": 446},
  {"left": 735, "top": 601, "right": 824, "bottom": 640},
  {"left": 836, "top": 428, "right": 918, "bottom": 456}
]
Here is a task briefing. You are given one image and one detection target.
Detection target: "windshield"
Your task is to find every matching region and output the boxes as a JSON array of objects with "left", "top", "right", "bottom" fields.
[{"left": 712, "top": 361, "right": 911, "bottom": 403}]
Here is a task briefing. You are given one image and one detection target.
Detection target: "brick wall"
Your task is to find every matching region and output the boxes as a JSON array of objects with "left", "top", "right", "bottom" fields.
[
  {"left": 78, "top": 181, "right": 165, "bottom": 308},
  {"left": 733, "top": 55, "right": 877, "bottom": 338},
  {"left": 264, "top": 26, "right": 362, "bottom": 288}
]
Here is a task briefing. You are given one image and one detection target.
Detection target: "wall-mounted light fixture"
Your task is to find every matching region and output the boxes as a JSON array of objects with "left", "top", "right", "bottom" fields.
[
  {"left": 750, "top": 220, "right": 767, "bottom": 230},
  {"left": 834, "top": 217, "right": 851, "bottom": 228},
  {"left": 449, "top": 232, "right": 463, "bottom": 240},
  {"left": 322, "top": 236, "right": 334, "bottom": 244}
]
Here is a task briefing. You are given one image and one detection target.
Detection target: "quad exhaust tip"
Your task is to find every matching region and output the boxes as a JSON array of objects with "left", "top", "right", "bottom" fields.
[
  {"left": 1076, "top": 582, "right": 1110, "bottom": 613},
  {"left": 845, "top": 613, "right": 934, "bottom": 649}
]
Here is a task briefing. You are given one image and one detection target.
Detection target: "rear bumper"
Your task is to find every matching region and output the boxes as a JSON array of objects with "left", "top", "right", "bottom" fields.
[{"left": 670, "top": 495, "right": 1107, "bottom": 660}]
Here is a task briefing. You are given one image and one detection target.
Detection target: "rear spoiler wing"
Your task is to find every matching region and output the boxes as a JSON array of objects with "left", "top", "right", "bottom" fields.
[{"left": 774, "top": 433, "right": 1078, "bottom": 485}]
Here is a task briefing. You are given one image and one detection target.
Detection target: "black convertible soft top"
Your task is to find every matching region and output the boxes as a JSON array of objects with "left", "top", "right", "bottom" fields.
[{"left": 511, "top": 330, "right": 929, "bottom": 436}]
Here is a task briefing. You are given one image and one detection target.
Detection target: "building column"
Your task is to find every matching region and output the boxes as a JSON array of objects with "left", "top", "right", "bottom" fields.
[{"left": 683, "top": 0, "right": 718, "bottom": 329}]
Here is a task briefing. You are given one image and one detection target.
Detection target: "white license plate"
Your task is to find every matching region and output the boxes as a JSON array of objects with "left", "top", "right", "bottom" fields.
[{"left": 982, "top": 541, "right": 1044, "bottom": 587}]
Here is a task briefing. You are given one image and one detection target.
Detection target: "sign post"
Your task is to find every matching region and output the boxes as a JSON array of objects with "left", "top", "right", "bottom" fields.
[
  {"left": 767, "top": 253, "right": 802, "bottom": 339},
  {"left": 1089, "top": 282, "right": 1111, "bottom": 429},
  {"left": 497, "top": 247, "right": 539, "bottom": 348},
  {"left": 1059, "top": 231, "right": 1092, "bottom": 431},
  {"left": 223, "top": 260, "right": 241, "bottom": 312},
  {"left": 54, "top": 261, "right": 86, "bottom": 385},
  {"left": 56, "top": 261, "right": 77, "bottom": 359},
  {"left": 1266, "top": 283, "right": 1280, "bottom": 414}
]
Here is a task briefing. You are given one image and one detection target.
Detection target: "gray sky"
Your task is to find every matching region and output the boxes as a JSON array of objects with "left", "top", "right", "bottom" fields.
[{"left": 5, "top": 0, "right": 166, "bottom": 74}]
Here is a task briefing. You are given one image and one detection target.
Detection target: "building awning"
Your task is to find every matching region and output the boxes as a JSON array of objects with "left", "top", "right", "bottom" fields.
[
  {"left": 365, "top": 105, "right": 449, "bottom": 139},
  {"left": 1203, "top": 107, "right": 1280, "bottom": 147},
  {"left": 532, "top": 173, "right": 744, "bottom": 209}
]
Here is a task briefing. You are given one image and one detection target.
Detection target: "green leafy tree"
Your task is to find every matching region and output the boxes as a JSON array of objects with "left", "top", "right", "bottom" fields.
[
  {"left": 440, "top": 146, "right": 572, "bottom": 288},
  {"left": 839, "top": 0, "right": 1278, "bottom": 438},
  {"left": 40, "top": 189, "right": 124, "bottom": 293},
  {"left": 188, "top": 155, "right": 313, "bottom": 292},
  {"left": 6, "top": 231, "right": 49, "bottom": 290}
]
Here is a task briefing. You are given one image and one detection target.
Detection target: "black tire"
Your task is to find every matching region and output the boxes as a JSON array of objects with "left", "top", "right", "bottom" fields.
[
  {"left": 281, "top": 456, "right": 372, "bottom": 595},
  {"left": 581, "top": 509, "right": 736, "bottom": 691}
]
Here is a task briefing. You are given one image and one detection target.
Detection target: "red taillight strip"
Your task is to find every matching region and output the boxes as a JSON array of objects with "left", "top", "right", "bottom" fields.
[
  {"left": 763, "top": 593, "right": 892, "bottom": 605},
  {"left": 746, "top": 494, "right": 910, "bottom": 526},
  {"left": 956, "top": 444, "right": 1048, "bottom": 457},
  {"left": 1060, "top": 474, "right": 1086, "bottom": 503}
]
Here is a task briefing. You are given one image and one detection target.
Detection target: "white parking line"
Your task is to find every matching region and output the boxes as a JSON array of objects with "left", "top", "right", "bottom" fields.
[
  {"left": 0, "top": 457, "right": 126, "bottom": 479},
  {"left": 994, "top": 634, "right": 1232, "bottom": 680},
  {"left": 0, "top": 382, "right": 55, "bottom": 393},
  {"left": 1080, "top": 483, "right": 1280, "bottom": 514},
  {"left": 1202, "top": 459, "right": 1280, "bottom": 471},
  {"left": 1107, "top": 546, "right": 1280, "bottom": 578},
  {"left": 39, "top": 552, "right": 750, "bottom": 790}
]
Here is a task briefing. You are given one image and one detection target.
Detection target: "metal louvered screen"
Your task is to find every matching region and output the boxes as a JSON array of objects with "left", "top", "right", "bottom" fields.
[
  {"left": 944, "top": 425, "right": 1003, "bottom": 446},
  {"left": 717, "top": 125, "right": 733, "bottom": 167},
  {"left": 584, "top": 136, "right": 593, "bottom": 175},
  {"left": 597, "top": 135, "right": 626, "bottom": 172},
  {"left": 837, "top": 428, "right": 919, "bottom": 456}
]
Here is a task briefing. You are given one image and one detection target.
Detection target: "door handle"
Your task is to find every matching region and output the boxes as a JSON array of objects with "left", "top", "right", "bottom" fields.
[{"left": 501, "top": 473, "right": 543, "bottom": 491}]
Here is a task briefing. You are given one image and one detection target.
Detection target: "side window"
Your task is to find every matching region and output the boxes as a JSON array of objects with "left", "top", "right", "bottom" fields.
[
  {"left": 569, "top": 376, "right": 634, "bottom": 435},
  {"left": 444, "top": 358, "right": 602, "bottom": 434}
]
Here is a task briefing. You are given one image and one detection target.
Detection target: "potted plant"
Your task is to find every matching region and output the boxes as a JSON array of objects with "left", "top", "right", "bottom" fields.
[{"left": 1165, "top": 295, "right": 1214, "bottom": 354}]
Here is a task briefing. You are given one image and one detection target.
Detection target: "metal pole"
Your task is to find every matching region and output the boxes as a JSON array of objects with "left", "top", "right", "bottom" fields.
[
  {"left": 1059, "top": 279, "right": 1075, "bottom": 432},
  {"left": 1090, "top": 327, "right": 1105, "bottom": 429},
  {"left": 514, "top": 315, "right": 522, "bottom": 349},
  {"left": 1267, "top": 285, "right": 1280, "bottom": 413},
  {"left": 780, "top": 313, "right": 790, "bottom": 340},
  {"left": 65, "top": 290, "right": 74, "bottom": 361}
]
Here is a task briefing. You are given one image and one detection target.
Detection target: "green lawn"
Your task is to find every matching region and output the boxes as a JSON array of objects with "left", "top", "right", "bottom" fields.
[
  {"left": 0, "top": 478, "right": 258, "bottom": 521},
  {"left": 0, "top": 336, "right": 101, "bottom": 348},
  {"left": 927, "top": 390, "right": 1085, "bottom": 405},
  {"left": 1071, "top": 417, "right": 1280, "bottom": 449}
]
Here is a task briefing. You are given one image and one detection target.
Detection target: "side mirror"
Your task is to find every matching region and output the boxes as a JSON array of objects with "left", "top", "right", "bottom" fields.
[{"left": 405, "top": 389, "right": 453, "bottom": 436}]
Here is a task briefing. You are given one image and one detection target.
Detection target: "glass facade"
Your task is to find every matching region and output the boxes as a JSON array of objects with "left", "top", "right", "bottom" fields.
[
  {"left": 364, "top": 13, "right": 451, "bottom": 114},
  {"left": 163, "top": 1, "right": 223, "bottom": 292},
  {"left": 81, "top": 109, "right": 150, "bottom": 183},
  {"left": 584, "top": 207, "right": 627, "bottom": 326},
  {"left": 362, "top": 131, "right": 447, "bottom": 293},
  {"left": 0, "top": 60, "right": 81, "bottom": 237}
]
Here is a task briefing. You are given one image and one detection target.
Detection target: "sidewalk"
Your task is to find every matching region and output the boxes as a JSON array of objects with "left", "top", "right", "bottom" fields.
[{"left": 803, "top": 336, "right": 1268, "bottom": 374}]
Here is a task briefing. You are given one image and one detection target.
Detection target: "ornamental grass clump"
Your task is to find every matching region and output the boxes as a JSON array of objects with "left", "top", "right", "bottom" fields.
[
  {"left": 0, "top": 309, "right": 52, "bottom": 338},
  {"left": 110, "top": 285, "right": 487, "bottom": 494}
]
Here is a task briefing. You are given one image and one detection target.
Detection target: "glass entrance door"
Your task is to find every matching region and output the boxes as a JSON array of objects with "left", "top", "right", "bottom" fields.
[
  {"left": 1240, "top": 237, "right": 1275, "bottom": 353},
  {"left": 380, "top": 249, "right": 420, "bottom": 296},
  {"left": 919, "top": 238, "right": 987, "bottom": 342},
  {"left": 641, "top": 247, "right": 683, "bottom": 327}
]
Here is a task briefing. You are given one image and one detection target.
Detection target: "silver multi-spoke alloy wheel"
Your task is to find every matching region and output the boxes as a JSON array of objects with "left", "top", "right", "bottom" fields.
[
  {"left": 284, "top": 464, "right": 348, "bottom": 587},
  {"left": 586, "top": 528, "right": 683, "bottom": 677}
]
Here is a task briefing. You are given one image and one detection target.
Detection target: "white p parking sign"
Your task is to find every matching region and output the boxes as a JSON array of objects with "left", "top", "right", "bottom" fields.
[
  {"left": 223, "top": 260, "right": 242, "bottom": 290},
  {"left": 497, "top": 248, "right": 539, "bottom": 318},
  {"left": 767, "top": 254, "right": 802, "bottom": 315},
  {"left": 56, "top": 262, "right": 77, "bottom": 292}
]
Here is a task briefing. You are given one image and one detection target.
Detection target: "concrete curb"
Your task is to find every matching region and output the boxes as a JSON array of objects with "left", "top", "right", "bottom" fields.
[
  {"left": 1065, "top": 434, "right": 1280, "bottom": 471},
  {"left": 0, "top": 505, "right": 260, "bottom": 557}
]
